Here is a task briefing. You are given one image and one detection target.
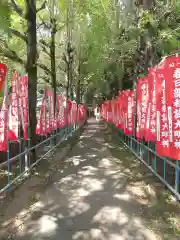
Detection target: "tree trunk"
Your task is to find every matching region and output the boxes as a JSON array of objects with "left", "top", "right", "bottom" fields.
[
  {"left": 76, "top": 64, "right": 81, "bottom": 104},
  {"left": 66, "top": 42, "right": 73, "bottom": 99},
  {"left": 69, "top": 63, "right": 73, "bottom": 100},
  {"left": 25, "top": 0, "right": 37, "bottom": 162},
  {"left": 66, "top": 58, "right": 70, "bottom": 98},
  {"left": 50, "top": 17, "right": 57, "bottom": 115},
  {"left": 68, "top": 43, "right": 73, "bottom": 100},
  {"left": 143, "top": 0, "right": 156, "bottom": 70},
  {"left": 133, "top": 0, "right": 155, "bottom": 136}
]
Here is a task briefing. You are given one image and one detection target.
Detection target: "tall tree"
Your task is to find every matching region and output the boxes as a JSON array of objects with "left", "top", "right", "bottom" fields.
[
  {"left": 0, "top": 0, "right": 46, "bottom": 160},
  {"left": 26, "top": 0, "right": 38, "bottom": 160}
]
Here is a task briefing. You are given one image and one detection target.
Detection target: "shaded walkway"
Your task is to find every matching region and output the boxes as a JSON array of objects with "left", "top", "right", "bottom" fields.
[{"left": 10, "top": 119, "right": 162, "bottom": 239}]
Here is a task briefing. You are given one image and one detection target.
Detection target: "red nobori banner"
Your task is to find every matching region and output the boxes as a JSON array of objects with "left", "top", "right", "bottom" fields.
[
  {"left": 127, "top": 90, "right": 134, "bottom": 135},
  {"left": 163, "top": 55, "right": 180, "bottom": 159},
  {"left": 67, "top": 99, "right": 72, "bottom": 126},
  {"left": 36, "top": 89, "right": 47, "bottom": 136},
  {"left": 46, "top": 88, "right": 53, "bottom": 133},
  {"left": 145, "top": 68, "right": 157, "bottom": 141},
  {"left": 118, "top": 92, "right": 125, "bottom": 131},
  {"left": 136, "top": 78, "right": 142, "bottom": 138},
  {"left": 0, "top": 63, "right": 8, "bottom": 92},
  {"left": 58, "top": 95, "right": 66, "bottom": 128},
  {"left": 123, "top": 90, "right": 134, "bottom": 136},
  {"left": 19, "top": 75, "right": 28, "bottom": 140},
  {"left": 112, "top": 98, "right": 119, "bottom": 126},
  {"left": 71, "top": 101, "right": 77, "bottom": 124},
  {"left": 115, "top": 93, "right": 124, "bottom": 130},
  {"left": 155, "top": 66, "right": 170, "bottom": 157},
  {"left": 56, "top": 96, "right": 61, "bottom": 128},
  {"left": 0, "top": 97, "right": 8, "bottom": 151},
  {"left": 100, "top": 55, "right": 180, "bottom": 160},
  {"left": 111, "top": 99, "right": 115, "bottom": 124},
  {"left": 9, "top": 72, "right": 19, "bottom": 141},
  {"left": 112, "top": 99, "right": 117, "bottom": 126},
  {"left": 119, "top": 91, "right": 127, "bottom": 132},
  {"left": 136, "top": 77, "right": 149, "bottom": 139},
  {"left": 0, "top": 64, "right": 8, "bottom": 151},
  {"left": 78, "top": 104, "right": 86, "bottom": 121}
]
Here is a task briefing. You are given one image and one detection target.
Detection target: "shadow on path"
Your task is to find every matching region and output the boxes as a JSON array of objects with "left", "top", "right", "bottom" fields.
[{"left": 1, "top": 119, "right": 179, "bottom": 240}]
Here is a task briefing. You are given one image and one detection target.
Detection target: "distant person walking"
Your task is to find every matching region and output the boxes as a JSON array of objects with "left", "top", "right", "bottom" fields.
[{"left": 94, "top": 105, "right": 100, "bottom": 121}]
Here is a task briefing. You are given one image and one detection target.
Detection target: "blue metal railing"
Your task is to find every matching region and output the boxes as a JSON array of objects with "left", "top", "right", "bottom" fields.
[
  {"left": 108, "top": 123, "right": 180, "bottom": 201},
  {"left": 0, "top": 122, "right": 84, "bottom": 194}
]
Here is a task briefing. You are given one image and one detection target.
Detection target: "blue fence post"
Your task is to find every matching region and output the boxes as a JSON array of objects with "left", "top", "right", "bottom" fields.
[{"left": 175, "top": 160, "right": 179, "bottom": 193}]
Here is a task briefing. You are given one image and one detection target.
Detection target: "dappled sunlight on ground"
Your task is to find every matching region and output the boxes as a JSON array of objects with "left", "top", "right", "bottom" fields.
[{"left": 0, "top": 118, "right": 179, "bottom": 239}]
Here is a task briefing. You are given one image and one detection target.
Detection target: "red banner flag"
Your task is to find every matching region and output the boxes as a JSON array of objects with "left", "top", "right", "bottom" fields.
[
  {"left": 106, "top": 100, "right": 113, "bottom": 123},
  {"left": 155, "top": 66, "right": 170, "bottom": 157},
  {"left": 115, "top": 93, "right": 123, "bottom": 130},
  {"left": 114, "top": 100, "right": 120, "bottom": 129},
  {"left": 0, "top": 63, "right": 7, "bottom": 92},
  {"left": 46, "top": 88, "right": 53, "bottom": 133},
  {"left": 67, "top": 99, "right": 72, "bottom": 126},
  {"left": 0, "top": 64, "right": 8, "bottom": 151},
  {"left": 145, "top": 68, "right": 157, "bottom": 141},
  {"left": 56, "top": 96, "right": 61, "bottom": 128},
  {"left": 136, "top": 77, "right": 149, "bottom": 139},
  {"left": 163, "top": 55, "right": 180, "bottom": 159},
  {"left": 19, "top": 75, "right": 28, "bottom": 140},
  {"left": 8, "top": 72, "right": 19, "bottom": 141},
  {"left": 112, "top": 98, "right": 118, "bottom": 126},
  {"left": 36, "top": 89, "right": 47, "bottom": 136},
  {"left": 115, "top": 92, "right": 123, "bottom": 130},
  {"left": 58, "top": 95, "right": 66, "bottom": 128},
  {"left": 78, "top": 104, "right": 86, "bottom": 121},
  {"left": 126, "top": 90, "right": 134, "bottom": 136},
  {"left": 71, "top": 101, "right": 77, "bottom": 124}
]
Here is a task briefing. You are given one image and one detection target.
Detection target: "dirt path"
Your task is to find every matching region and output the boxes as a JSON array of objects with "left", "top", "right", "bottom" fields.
[{"left": 0, "top": 119, "right": 179, "bottom": 239}]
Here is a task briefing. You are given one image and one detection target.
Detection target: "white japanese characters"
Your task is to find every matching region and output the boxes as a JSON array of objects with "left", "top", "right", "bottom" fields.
[
  {"left": 173, "top": 68, "right": 180, "bottom": 149},
  {"left": 160, "top": 79, "right": 169, "bottom": 147},
  {"left": 127, "top": 92, "right": 133, "bottom": 134}
]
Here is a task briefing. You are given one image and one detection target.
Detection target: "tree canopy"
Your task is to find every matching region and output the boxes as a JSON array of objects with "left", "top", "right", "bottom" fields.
[{"left": 0, "top": 0, "right": 180, "bottom": 103}]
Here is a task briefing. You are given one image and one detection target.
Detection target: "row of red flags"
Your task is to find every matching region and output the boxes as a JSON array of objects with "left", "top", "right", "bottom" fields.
[
  {"left": 0, "top": 64, "right": 86, "bottom": 152},
  {"left": 36, "top": 88, "right": 86, "bottom": 136},
  {"left": 101, "top": 55, "right": 180, "bottom": 160}
]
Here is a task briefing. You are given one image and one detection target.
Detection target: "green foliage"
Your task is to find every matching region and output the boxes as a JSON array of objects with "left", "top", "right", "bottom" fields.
[
  {"left": 0, "top": 1, "right": 11, "bottom": 30},
  {"left": 0, "top": 0, "right": 180, "bottom": 102}
]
